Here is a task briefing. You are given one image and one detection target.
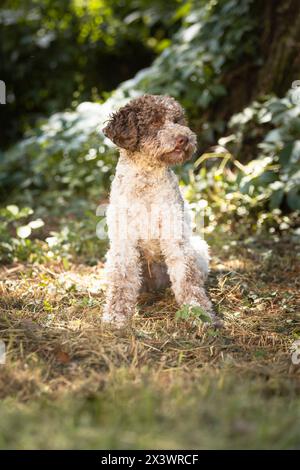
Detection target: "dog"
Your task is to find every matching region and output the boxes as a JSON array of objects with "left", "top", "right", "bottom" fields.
[{"left": 102, "top": 94, "right": 216, "bottom": 327}]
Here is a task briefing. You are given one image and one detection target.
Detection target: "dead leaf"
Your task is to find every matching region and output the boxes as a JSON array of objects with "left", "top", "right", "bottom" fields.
[{"left": 54, "top": 349, "right": 71, "bottom": 364}]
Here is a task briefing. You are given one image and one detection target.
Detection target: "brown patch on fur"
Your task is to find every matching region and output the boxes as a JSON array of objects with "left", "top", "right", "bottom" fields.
[
  {"left": 103, "top": 94, "right": 186, "bottom": 153},
  {"left": 103, "top": 107, "right": 139, "bottom": 152}
]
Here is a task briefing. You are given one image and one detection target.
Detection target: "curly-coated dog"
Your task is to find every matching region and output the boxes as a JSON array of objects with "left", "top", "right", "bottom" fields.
[{"left": 102, "top": 94, "right": 216, "bottom": 327}]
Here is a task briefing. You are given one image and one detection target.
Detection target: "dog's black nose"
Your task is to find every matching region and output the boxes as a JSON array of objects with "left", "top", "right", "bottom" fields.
[{"left": 176, "top": 135, "right": 189, "bottom": 149}]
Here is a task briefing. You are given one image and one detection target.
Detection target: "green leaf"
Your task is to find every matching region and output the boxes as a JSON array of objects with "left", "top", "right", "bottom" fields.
[
  {"left": 279, "top": 143, "right": 293, "bottom": 166},
  {"left": 269, "top": 189, "right": 284, "bottom": 210},
  {"left": 265, "top": 129, "right": 281, "bottom": 143},
  {"left": 176, "top": 304, "right": 212, "bottom": 324},
  {"left": 287, "top": 188, "right": 300, "bottom": 211},
  {"left": 6, "top": 205, "right": 19, "bottom": 216},
  {"left": 17, "top": 225, "right": 32, "bottom": 239},
  {"left": 29, "top": 219, "right": 44, "bottom": 229}
]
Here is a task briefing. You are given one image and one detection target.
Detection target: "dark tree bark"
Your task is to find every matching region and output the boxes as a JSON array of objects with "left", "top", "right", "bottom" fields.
[
  {"left": 256, "top": 0, "right": 300, "bottom": 96},
  {"left": 200, "top": 0, "right": 300, "bottom": 149}
]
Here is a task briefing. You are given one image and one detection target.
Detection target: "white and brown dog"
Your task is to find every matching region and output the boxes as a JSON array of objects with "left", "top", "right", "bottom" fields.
[{"left": 102, "top": 94, "right": 216, "bottom": 327}]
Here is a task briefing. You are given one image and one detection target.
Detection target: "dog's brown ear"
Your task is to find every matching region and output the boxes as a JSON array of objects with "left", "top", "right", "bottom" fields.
[{"left": 102, "top": 107, "right": 138, "bottom": 152}]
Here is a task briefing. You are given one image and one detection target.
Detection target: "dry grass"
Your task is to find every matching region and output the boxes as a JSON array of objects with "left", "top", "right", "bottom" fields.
[{"left": 0, "top": 233, "right": 300, "bottom": 448}]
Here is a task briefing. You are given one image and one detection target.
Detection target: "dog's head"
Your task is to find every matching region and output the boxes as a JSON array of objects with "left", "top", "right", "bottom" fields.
[{"left": 102, "top": 94, "right": 197, "bottom": 165}]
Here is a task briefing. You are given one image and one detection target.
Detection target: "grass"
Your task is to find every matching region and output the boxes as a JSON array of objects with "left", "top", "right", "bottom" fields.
[{"left": 0, "top": 230, "right": 300, "bottom": 449}]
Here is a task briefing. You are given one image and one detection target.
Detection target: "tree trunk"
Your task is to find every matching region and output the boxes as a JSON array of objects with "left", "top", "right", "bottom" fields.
[{"left": 256, "top": 0, "right": 300, "bottom": 96}]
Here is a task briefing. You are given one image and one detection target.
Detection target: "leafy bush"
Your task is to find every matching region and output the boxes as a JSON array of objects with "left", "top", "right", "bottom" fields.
[
  {"left": 1, "top": 0, "right": 299, "bottom": 265},
  {"left": 228, "top": 90, "right": 300, "bottom": 212},
  {"left": 184, "top": 88, "right": 300, "bottom": 233},
  {"left": 0, "top": 205, "right": 45, "bottom": 263},
  {"left": 0, "top": 102, "right": 118, "bottom": 209},
  {"left": 130, "top": 0, "right": 258, "bottom": 115},
  {"left": 1, "top": 0, "right": 182, "bottom": 147},
  {"left": 44, "top": 211, "right": 108, "bottom": 265},
  {"left": 0, "top": 0, "right": 261, "bottom": 206},
  {"left": 0, "top": 202, "right": 108, "bottom": 265}
]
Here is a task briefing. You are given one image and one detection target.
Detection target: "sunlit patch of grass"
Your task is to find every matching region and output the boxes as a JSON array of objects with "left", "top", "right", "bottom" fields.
[{"left": 0, "top": 233, "right": 299, "bottom": 448}]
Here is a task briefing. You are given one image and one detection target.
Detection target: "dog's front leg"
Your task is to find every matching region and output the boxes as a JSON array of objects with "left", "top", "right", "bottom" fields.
[
  {"left": 103, "top": 242, "right": 141, "bottom": 327},
  {"left": 161, "top": 239, "right": 214, "bottom": 320}
]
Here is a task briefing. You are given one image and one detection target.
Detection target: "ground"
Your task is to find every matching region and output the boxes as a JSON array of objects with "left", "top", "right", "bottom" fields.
[{"left": 0, "top": 230, "right": 299, "bottom": 449}]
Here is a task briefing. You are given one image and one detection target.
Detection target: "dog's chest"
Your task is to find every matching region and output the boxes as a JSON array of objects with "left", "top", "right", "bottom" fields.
[
  {"left": 111, "top": 166, "right": 183, "bottom": 207},
  {"left": 108, "top": 163, "right": 186, "bottom": 249}
]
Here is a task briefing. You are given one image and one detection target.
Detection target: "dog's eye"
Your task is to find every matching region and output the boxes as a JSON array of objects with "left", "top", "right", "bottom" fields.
[{"left": 174, "top": 117, "right": 185, "bottom": 125}]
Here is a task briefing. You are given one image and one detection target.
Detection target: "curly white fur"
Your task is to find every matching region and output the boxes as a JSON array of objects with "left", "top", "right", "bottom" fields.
[{"left": 102, "top": 95, "right": 214, "bottom": 327}]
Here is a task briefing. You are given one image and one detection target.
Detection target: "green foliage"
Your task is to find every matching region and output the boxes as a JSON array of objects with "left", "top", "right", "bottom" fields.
[
  {"left": 183, "top": 88, "right": 300, "bottom": 235},
  {"left": 0, "top": 102, "right": 117, "bottom": 206},
  {"left": 0, "top": 202, "right": 108, "bottom": 265},
  {"left": 0, "top": 205, "right": 45, "bottom": 263},
  {"left": 176, "top": 304, "right": 212, "bottom": 324},
  {"left": 117, "top": 0, "right": 259, "bottom": 119},
  {"left": 0, "top": 0, "right": 261, "bottom": 207},
  {"left": 45, "top": 212, "right": 108, "bottom": 265},
  {"left": 0, "top": 0, "right": 182, "bottom": 147},
  {"left": 1, "top": 0, "right": 299, "bottom": 265},
  {"left": 228, "top": 91, "right": 300, "bottom": 212}
]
